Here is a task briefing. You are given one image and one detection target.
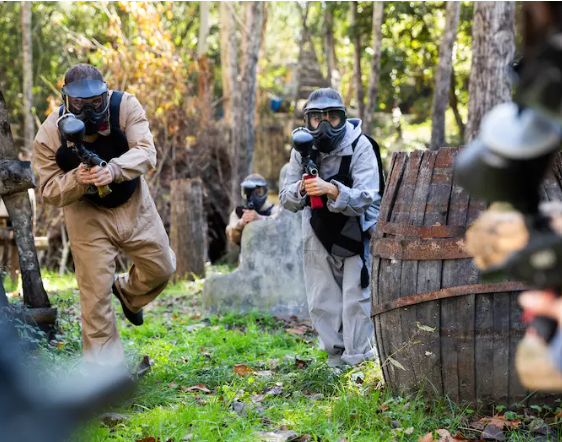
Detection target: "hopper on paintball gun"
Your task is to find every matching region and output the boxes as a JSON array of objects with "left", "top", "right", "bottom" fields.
[{"left": 291, "top": 128, "right": 323, "bottom": 209}]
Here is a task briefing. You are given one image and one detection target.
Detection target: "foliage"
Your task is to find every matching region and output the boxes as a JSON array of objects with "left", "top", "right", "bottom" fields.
[{"left": 8, "top": 267, "right": 555, "bottom": 441}]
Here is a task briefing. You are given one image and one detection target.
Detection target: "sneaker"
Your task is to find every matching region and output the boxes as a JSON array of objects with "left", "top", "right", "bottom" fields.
[
  {"left": 112, "top": 282, "right": 144, "bottom": 326},
  {"left": 327, "top": 354, "right": 346, "bottom": 368}
]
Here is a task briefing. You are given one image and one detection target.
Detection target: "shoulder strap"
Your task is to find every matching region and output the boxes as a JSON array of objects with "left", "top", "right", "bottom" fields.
[
  {"left": 109, "top": 91, "right": 124, "bottom": 131},
  {"left": 59, "top": 105, "right": 64, "bottom": 117},
  {"left": 351, "top": 133, "right": 386, "bottom": 196},
  {"left": 338, "top": 155, "right": 352, "bottom": 177}
]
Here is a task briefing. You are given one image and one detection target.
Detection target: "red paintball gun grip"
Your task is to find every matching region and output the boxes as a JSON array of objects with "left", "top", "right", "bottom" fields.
[{"left": 304, "top": 174, "right": 324, "bottom": 209}]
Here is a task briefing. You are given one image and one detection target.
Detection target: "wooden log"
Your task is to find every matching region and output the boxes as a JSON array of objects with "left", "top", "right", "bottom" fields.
[
  {"left": 0, "top": 89, "right": 50, "bottom": 309},
  {"left": 0, "top": 160, "right": 35, "bottom": 196},
  {"left": 4, "top": 192, "right": 50, "bottom": 308},
  {"left": 170, "top": 178, "right": 206, "bottom": 280}
]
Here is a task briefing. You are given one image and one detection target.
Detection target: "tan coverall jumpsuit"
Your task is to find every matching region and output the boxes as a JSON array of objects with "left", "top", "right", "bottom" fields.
[{"left": 33, "top": 91, "right": 176, "bottom": 365}]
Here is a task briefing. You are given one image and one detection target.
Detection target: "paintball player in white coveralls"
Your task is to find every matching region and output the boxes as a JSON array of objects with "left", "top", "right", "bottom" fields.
[{"left": 280, "top": 88, "right": 382, "bottom": 367}]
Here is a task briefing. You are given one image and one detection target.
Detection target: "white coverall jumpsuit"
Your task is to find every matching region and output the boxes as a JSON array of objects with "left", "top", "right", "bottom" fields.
[{"left": 280, "top": 119, "right": 381, "bottom": 365}]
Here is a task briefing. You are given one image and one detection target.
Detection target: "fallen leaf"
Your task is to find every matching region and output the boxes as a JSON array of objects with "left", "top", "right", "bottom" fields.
[
  {"left": 183, "top": 383, "right": 212, "bottom": 394},
  {"left": 405, "top": 427, "right": 414, "bottom": 435},
  {"left": 264, "top": 385, "right": 284, "bottom": 397},
  {"left": 287, "top": 326, "right": 308, "bottom": 335},
  {"left": 481, "top": 424, "right": 505, "bottom": 441},
  {"left": 418, "top": 429, "right": 468, "bottom": 442},
  {"left": 480, "top": 415, "right": 520, "bottom": 431},
  {"left": 234, "top": 364, "right": 254, "bottom": 376},
  {"left": 469, "top": 421, "right": 485, "bottom": 431},
  {"left": 136, "top": 438, "right": 157, "bottom": 442},
  {"left": 295, "top": 359, "right": 309, "bottom": 369},
  {"left": 528, "top": 418, "right": 548, "bottom": 435},
  {"left": 293, "top": 435, "right": 312, "bottom": 441},
  {"left": 379, "top": 404, "right": 390, "bottom": 412}
]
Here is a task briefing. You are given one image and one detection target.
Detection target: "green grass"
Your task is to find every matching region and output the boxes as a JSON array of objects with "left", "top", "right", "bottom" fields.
[{"left": 9, "top": 268, "right": 559, "bottom": 441}]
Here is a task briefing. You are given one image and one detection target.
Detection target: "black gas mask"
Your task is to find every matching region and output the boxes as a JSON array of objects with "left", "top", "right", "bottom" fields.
[
  {"left": 240, "top": 175, "right": 268, "bottom": 211},
  {"left": 303, "top": 95, "right": 347, "bottom": 153},
  {"left": 61, "top": 79, "right": 109, "bottom": 136}
]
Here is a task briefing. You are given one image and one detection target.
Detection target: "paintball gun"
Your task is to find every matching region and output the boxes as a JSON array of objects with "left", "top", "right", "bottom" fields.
[
  {"left": 291, "top": 128, "right": 323, "bottom": 209},
  {"left": 235, "top": 194, "right": 255, "bottom": 218},
  {"left": 57, "top": 114, "right": 112, "bottom": 198},
  {"left": 235, "top": 175, "right": 268, "bottom": 218},
  {"left": 455, "top": 99, "right": 562, "bottom": 351}
]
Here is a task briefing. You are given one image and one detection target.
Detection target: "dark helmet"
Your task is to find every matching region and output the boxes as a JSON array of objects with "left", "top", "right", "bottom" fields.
[
  {"left": 240, "top": 173, "right": 268, "bottom": 210},
  {"left": 61, "top": 64, "right": 109, "bottom": 136},
  {"left": 303, "top": 88, "right": 347, "bottom": 153}
]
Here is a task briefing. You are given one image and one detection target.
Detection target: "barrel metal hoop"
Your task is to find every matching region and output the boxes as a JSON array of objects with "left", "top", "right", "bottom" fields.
[
  {"left": 372, "top": 281, "right": 529, "bottom": 316},
  {"left": 373, "top": 237, "right": 470, "bottom": 260},
  {"left": 376, "top": 222, "right": 466, "bottom": 239}
]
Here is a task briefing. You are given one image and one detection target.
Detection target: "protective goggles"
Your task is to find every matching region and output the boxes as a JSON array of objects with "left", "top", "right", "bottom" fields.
[
  {"left": 304, "top": 108, "right": 346, "bottom": 131},
  {"left": 241, "top": 185, "right": 267, "bottom": 199},
  {"left": 61, "top": 79, "right": 109, "bottom": 119}
]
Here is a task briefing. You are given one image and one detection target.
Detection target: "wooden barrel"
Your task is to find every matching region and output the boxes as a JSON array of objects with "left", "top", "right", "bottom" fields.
[{"left": 371, "top": 148, "right": 562, "bottom": 408}]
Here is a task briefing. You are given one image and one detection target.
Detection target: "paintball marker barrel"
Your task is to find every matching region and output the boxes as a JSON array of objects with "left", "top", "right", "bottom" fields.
[
  {"left": 292, "top": 129, "right": 318, "bottom": 175},
  {"left": 291, "top": 129, "right": 323, "bottom": 209}
]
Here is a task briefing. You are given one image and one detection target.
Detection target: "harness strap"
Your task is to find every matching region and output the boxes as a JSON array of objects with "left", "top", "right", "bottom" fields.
[{"left": 109, "top": 91, "right": 124, "bottom": 131}]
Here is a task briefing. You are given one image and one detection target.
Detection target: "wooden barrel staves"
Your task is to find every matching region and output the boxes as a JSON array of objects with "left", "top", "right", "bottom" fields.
[{"left": 371, "top": 147, "right": 562, "bottom": 408}]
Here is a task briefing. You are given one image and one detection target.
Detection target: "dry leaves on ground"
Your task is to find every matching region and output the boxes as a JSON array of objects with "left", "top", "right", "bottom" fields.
[{"left": 234, "top": 364, "right": 254, "bottom": 376}]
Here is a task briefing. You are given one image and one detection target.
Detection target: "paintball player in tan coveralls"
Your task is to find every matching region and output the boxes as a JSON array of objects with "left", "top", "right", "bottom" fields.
[{"left": 33, "top": 64, "right": 176, "bottom": 365}]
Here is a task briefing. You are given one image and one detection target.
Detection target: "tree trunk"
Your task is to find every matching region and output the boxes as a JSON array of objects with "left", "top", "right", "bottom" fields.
[
  {"left": 363, "top": 1, "right": 384, "bottom": 137},
  {"left": 325, "top": 6, "right": 339, "bottom": 90},
  {"left": 0, "top": 90, "right": 49, "bottom": 308},
  {"left": 220, "top": 2, "right": 233, "bottom": 125},
  {"left": 254, "top": 3, "right": 269, "bottom": 128},
  {"left": 238, "top": 2, "right": 264, "bottom": 182},
  {"left": 170, "top": 178, "right": 206, "bottom": 280},
  {"left": 59, "top": 224, "right": 69, "bottom": 276},
  {"left": 429, "top": 1, "right": 460, "bottom": 151},
  {"left": 465, "top": 1, "right": 515, "bottom": 143},
  {"left": 21, "top": 1, "right": 34, "bottom": 156},
  {"left": 449, "top": 67, "right": 465, "bottom": 142},
  {"left": 350, "top": 1, "right": 364, "bottom": 120},
  {"left": 198, "top": 1, "right": 211, "bottom": 124},
  {"left": 221, "top": 2, "right": 242, "bottom": 210}
]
